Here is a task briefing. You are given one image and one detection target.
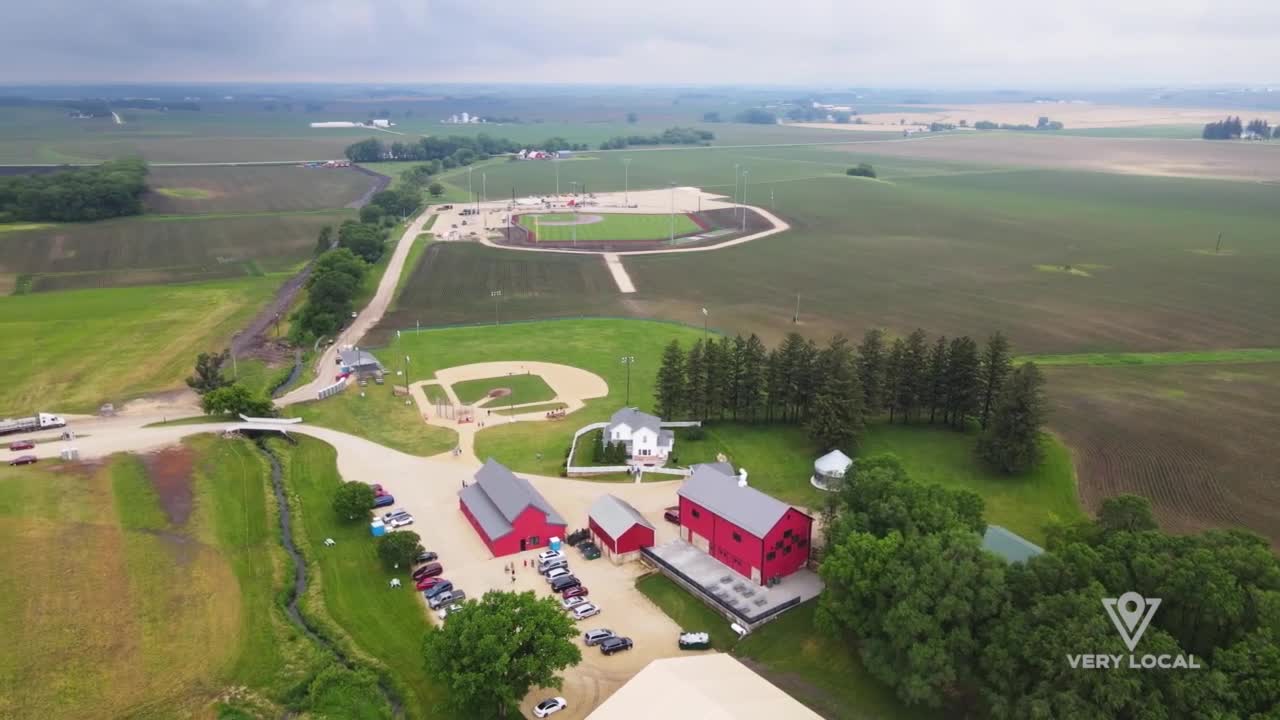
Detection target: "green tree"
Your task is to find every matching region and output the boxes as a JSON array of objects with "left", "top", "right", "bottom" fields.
[
  {"left": 896, "top": 329, "right": 928, "bottom": 422},
  {"left": 422, "top": 590, "right": 582, "bottom": 718},
  {"left": 923, "top": 335, "right": 949, "bottom": 423},
  {"left": 832, "top": 454, "right": 985, "bottom": 539},
  {"left": 200, "top": 384, "right": 274, "bottom": 417},
  {"left": 704, "top": 337, "right": 729, "bottom": 420},
  {"left": 978, "top": 332, "right": 1012, "bottom": 429},
  {"left": 685, "top": 340, "right": 707, "bottom": 421},
  {"left": 845, "top": 163, "right": 877, "bottom": 178},
  {"left": 856, "top": 329, "right": 887, "bottom": 417},
  {"left": 337, "top": 220, "right": 387, "bottom": 263},
  {"left": 884, "top": 338, "right": 906, "bottom": 422},
  {"left": 376, "top": 530, "right": 423, "bottom": 570},
  {"left": 428, "top": 182, "right": 445, "bottom": 198},
  {"left": 185, "top": 350, "right": 232, "bottom": 394},
  {"left": 310, "top": 247, "right": 367, "bottom": 288},
  {"left": 805, "top": 336, "right": 866, "bottom": 451},
  {"left": 944, "top": 336, "right": 981, "bottom": 428},
  {"left": 978, "top": 362, "right": 1047, "bottom": 473},
  {"left": 358, "top": 204, "right": 384, "bottom": 224},
  {"left": 626, "top": 112, "right": 638, "bottom": 123},
  {"left": 332, "top": 481, "right": 375, "bottom": 522},
  {"left": 654, "top": 340, "right": 686, "bottom": 419},
  {"left": 1096, "top": 494, "right": 1159, "bottom": 534},
  {"left": 315, "top": 225, "right": 334, "bottom": 255},
  {"left": 739, "top": 334, "right": 768, "bottom": 421},
  {"left": 728, "top": 335, "right": 747, "bottom": 419}
]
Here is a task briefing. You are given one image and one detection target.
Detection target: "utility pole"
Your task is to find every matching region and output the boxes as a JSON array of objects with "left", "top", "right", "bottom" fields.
[
  {"left": 491, "top": 290, "right": 502, "bottom": 325},
  {"left": 403, "top": 355, "right": 411, "bottom": 403},
  {"left": 741, "top": 169, "right": 749, "bottom": 231},
  {"left": 623, "top": 158, "right": 631, "bottom": 206},
  {"left": 1215, "top": 231, "right": 1223, "bottom": 254},
  {"left": 620, "top": 356, "right": 635, "bottom": 406},
  {"left": 468, "top": 166, "right": 473, "bottom": 210},
  {"left": 555, "top": 158, "right": 560, "bottom": 197},
  {"left": 669, "top": 183, "right": 676, "bottom": 242},
  {"left": 793, "top": 293, "right": 800, "bottom": 323},
  {"left": 701, "top": 307, "right": 708, "bottom": 338},
  {"left": 733, "top": 163, "right": 740, "bottom": 215}
]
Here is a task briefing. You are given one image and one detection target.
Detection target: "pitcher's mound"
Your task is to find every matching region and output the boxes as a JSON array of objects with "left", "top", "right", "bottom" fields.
[{"left": 488, "top": 388, "right": 513, "bottom": 399}]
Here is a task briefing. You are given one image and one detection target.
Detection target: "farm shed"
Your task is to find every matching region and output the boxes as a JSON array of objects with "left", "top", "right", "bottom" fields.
[
  {"left": 677, "top": 462, "right": 813, "bottom": 585},
  {"left": 586, "top": 653, "right": 822, "bottom": 720},
  {"left": 811, "top": 449, "right": 853, "bottom": 491},
  {"left": 982, "top": 525, "right": 1045, "bottom": 564},
  {"left": 588, "top": 494, "right": 655, "bottom": 564},
  {"left": 458, "top": 459, "right": 567, "bottom": 557},
  {"left": 338, "top": 347, "right": 383, "bottom": 376}
]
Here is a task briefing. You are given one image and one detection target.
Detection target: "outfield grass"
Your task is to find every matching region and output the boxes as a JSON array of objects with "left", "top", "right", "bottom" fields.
[
  {"left": 0, "top": 275, "right": 284, "bottom": 415},
  {"left": 276, "top": 436, "right": 444, "bottom": 718},
  {"left": 452, "top": 373, "right": 557, "bottom": 406},
  {"left": 518, "top": 212, "right": 700, "bottom": 242},
  {"left": 1020, "top": 348, "right": 1280, "bottom": 367},
  {"left": 287, "top": 384, "right": 456, "bottom": 457}
]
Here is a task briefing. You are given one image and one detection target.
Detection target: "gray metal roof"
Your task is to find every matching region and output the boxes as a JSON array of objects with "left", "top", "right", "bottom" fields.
[
  {"left": 460, "top": 458, "right": 566, "bottom": 540},
  {"left": 982, "top": 525, "right": 1045, "bottom": 564},
  {"left": 677, "top": 463, "right": 793, "bottom": 538},
  {"left": 608, "top": 407, "right": 661, "bottom": 434},
  {"left": 814, "top": 450, "right": 853, "bottom": 475},
  {"left": 339, "top": 348, "right": 382, "bottom": 369},
  {"left": 589, "top": 494, "right": 654, "bottom": 539}
]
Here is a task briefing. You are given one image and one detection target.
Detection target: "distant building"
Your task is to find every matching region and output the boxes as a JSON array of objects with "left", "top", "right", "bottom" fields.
[
  {"left": 460, "top": 112, "right": 470, "bottom": 124},
  {"left": 982, "top": 525, "right": 1045, "bottom": 564},
  {"left": 310, "top": 121, "right": 361, "bottom": 128},
  {"left": 604, "top": 407, "right": 674, "bottom": 464},
  {"left": 677, "top": 463, "right": 813, "bottom": 585},
  {"left": 459, "top": 459, "right": 567, "bottom": 556},
  {"left": 338, "top": 347, "right": 382, "bottom": 375},
  {"left": 811, "top": 449, "right": 853, "bottom": 491},
  {"left": 588, "top": 494, "right": 655, "bottom": 564},
  {"left": 372, "top": 118, "right": 392, "bottom": 128}
]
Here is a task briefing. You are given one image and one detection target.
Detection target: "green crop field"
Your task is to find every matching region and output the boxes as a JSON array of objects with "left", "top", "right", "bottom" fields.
[
  {"left": 452, "top": 373, "right": 557, "bottom": 406},
  {"left": 144, "top": 165, "right": 379, "bottom": 214},
  {"left": 0, "top": 275, "right": 282, "bottom": 414},
  {"left": 518, "top": 212, "right": 700, "bottom": 242},
  {"left": 0, "top": 436, "right": 328, "bottom": 718}
]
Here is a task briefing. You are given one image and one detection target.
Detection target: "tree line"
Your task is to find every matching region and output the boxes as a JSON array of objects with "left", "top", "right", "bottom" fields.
[
  {"left": 597, "top": 126, "right": 715, "bottom": 150},
  {"left": 344, "top": 134, "right": 588, "bottom": 165},
  {"left": 818, "top": 458, "right": 1280, "bottom": 718},
  {"left": 0, "top": 158, "right": 149, "bottom": 223},
  {"left": 654, "top": 328, "right": 1046, "bottom": 474},
  {"left": 974, "top": 116, "right": 1063, "bottom": 131},
  {"left": 186, "top": 350, "right": 276, "bottom": 417},
  {"left": 734, "top": 108, "right": 779, "bottom": 124},
  {"left": 1202, "top": 116, "right": 1277, "bottom": 139}
]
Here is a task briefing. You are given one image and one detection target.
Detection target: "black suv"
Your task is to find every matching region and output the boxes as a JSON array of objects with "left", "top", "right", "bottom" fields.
[{"left": 600, "top": 636, "right": 634, "bottom": 656}]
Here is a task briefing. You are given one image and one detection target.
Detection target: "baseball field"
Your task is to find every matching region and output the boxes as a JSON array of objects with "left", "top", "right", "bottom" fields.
[{"left": 517, "top": 212, "right": 701, "bottom": 242}]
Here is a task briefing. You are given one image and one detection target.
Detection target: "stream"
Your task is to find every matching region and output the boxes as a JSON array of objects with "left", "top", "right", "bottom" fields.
[
  {"left": 254, "top": 438, "right": 404, "bottom": 718},
  {"left": 271, "top": 349, "right": 304, "bottom": 399}
]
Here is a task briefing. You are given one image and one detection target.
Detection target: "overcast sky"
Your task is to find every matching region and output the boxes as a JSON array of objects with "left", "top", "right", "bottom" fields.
[{"left": 3, "top": 0, "right": 1277, "bottom": 87}]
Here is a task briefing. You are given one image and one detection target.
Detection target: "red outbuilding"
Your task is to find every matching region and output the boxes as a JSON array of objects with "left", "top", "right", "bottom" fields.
[
  {"left": 459, "top": 458, "right": 567, "bottom": 557},
  {"left": 588, "top": 494, "right": 655, "bottom": 564},
  {"left": 677, "top": 463, "right": 813, "bottom": 585}
]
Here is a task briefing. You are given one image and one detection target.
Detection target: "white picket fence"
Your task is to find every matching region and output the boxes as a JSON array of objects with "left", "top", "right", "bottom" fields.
[{"left": 317, "top": 377, "right": 348, "bottom": 400}]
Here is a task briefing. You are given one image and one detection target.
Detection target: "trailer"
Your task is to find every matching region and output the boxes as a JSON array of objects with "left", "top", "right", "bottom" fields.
[{"left": 0, "top": 412, "right": 67, "bottom": 436}]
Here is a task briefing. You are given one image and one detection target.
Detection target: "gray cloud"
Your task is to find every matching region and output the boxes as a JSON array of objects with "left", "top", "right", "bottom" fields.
[{"left": 1, "top": 0, "right": 1277, "bottom": 86}]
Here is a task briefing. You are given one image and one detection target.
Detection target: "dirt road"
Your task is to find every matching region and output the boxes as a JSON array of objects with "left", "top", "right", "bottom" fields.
[{"left": 277, "top": 209, "right": 434, "bottom": 405}]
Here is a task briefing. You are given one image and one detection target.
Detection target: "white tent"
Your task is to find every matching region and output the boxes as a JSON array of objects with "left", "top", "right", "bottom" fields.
[{"left": 811, "top": 450, "right": 853, "bottom": 491}]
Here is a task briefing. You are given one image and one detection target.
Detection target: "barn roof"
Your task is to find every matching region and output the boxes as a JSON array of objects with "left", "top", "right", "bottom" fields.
[
  {"left": 589, "top": 494, "right": 654, "bottom": 539},
  {"left": 678, "top": 463, "right": 794, "bottom": 538},
  {"left": 460, "top": 459, "right": 566, "bottom": 540}
]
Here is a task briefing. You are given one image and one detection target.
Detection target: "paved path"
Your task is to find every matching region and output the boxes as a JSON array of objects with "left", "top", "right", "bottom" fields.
[
  {"left": 277, "top": 210, "right": 435, "bottom": 406},
  {"left": 602, "top": 253, "right": 636, "bottom": 293}
]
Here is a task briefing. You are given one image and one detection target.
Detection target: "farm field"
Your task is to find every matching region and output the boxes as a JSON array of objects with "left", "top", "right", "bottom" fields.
[
  {"left": 518, "top": 212, "right": 701, "bottom": 242},
  {"left": 452, "top": 373, "right": 557, "bottom": 406},
  {"left": 1044, "top": 362, "right": 1280, "bottom": 545},
  {"left": 144, "top": 164, "right": 380, "bottom": 214},
  {"left": 0, "top": 436, "right": 326, "bottom": 718},
  {"left": 0, "top": 275, "right": 282, "bottom": 414}
]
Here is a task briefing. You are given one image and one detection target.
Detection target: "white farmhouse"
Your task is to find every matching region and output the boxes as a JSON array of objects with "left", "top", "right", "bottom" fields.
[{"left": 604, "top": 408, "right": 674, "bottom": 464}]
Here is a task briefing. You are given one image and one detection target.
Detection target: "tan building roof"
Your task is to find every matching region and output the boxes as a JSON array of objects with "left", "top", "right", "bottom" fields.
[{"left": 586, "top": 654, "right": 822, "bottom": 720}]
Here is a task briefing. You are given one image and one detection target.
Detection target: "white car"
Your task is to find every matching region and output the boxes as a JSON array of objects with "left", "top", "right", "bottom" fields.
[
  {"left": 571, "top": 603, "right": 600, "bottom": 620},
  {"left": 436, "top": 603, "right": 463, "bottom": 620},
  {"left": 561, "top": 596, "right": 587, "bottom": 610},
  {"left": 544, "top": 567, "right": 571, "bottom": 583},
  {"left": 532, "top": 696, "right": 567, "bottom": 717},
  {"left": 384, "top": 512, "right": 414, "bottom": 528},
  {"left": 537, "top": 549, "right": 564, "bottom": 563}
]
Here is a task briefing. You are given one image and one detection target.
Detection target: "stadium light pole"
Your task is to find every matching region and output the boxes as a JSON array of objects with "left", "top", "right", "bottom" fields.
[
  {"left": 701, "top": 307, "right": 709, "bottom": 338},
  {"left": 620, "top": 356, "right": 635, "bottom": 406},
  {"left": 623, "top": 158, "right": 631, "bottom": 206},
  {"left": 468, "top": 166, "right": 474, "bottom": 208},
  {"left": 491, "top": 290, "right": 502, "bottom": 326},
  {"left": 669, "top": 182, "right": 676, "bottom": 243},
  {"left": 741, "top": 169, "right": 749, "bottom": 231},
  {"left": 555, "top": 158, "right": 560, "bottom": 197},
  {"left": 733, "top": 163, "right": 740, "bottom": 209}
]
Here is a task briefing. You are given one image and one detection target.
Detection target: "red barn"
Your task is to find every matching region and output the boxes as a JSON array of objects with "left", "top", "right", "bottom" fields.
[
  {"left": 459, "top": 458, "right": 567, "bottom": 557},
  {"left": 677, "top": 463, "right": 813, "bottom": 585},
  {"left": 588, "top": 494, "right": 655, "bottom": 564}
]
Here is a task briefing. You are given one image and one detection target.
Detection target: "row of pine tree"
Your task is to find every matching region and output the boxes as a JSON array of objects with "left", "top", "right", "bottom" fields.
[{"left": 653, "top": 328, "right": 1048, "bottom": 473}]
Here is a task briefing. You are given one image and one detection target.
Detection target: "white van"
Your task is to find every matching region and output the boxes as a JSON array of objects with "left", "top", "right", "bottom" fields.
[{"left": 539, "top": 555, "right": 569, "bottom": 574}]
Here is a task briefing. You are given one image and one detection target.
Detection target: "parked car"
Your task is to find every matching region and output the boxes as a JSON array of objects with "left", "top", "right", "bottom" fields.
[
  {"left": 543, "top": 567, "right": 571, "bottom": 583},
  {"left": 436, "top": 603, "right": 463, "bottom": 620},
  {"left": 549, "top": 575, "right": 580, "bottom": 592},
  {"left": 600, "top": 636, "right": 633, "bottom": 655},
  {"left": 678, "top": 631, "right": 712, "bottom": 650},
  {"left": 8, "top": 455, "right": 37, "bottom": 466},
  {"left": 423, "top": 581, "right": 454, "bottom": 600},
  {"left": 416, "top": 575, "right": 446, "bottom": 591},
  {"left": 561, "top": 585, "right": 589, "bottom": 599},
  {"left": 570, "top": 603, "right": 600, "bottom": 620},
  {"left": 664, "top": 506, "right": 680, "bottom": 524},
  {"left": 383, "top": 511, "right": 414, "bottom": 528},
  {"left": 371, "top": 483, "right": 388, "bottom": 497},
  {"left": 415, "top": 551, "right": 439, "bottom": 564},
  {"left": 449, "top": 589, "right": 466, "bottom": 602},
  {"left": 427, "top": 590, "right": 455, "bottom": 610},
  {"left": 532, "top": 697, "right": 567, "bottom": 718},
  {"left": 9, "top": 440, "right": 35, "bottom": 451},
  {"left": 578, "top": 542, "right": 601, "bottom": 560},
  {"left": 538, "top": 555, "right": 569, "bottom": 573},
  {"left": 413, "top": 565, "right": 443, "bottom": 581},
  {"left": 561, "top": 595, "right": 588, "bottom": 610},
  {"left": 537, "top": 549, "right": 564, "bottom": 563},
  {"left": 582, "top": 629, "right": 614, "bottom": 647},
  {"left": 373, "top": 494, "right": 395, "bottom": 508}
]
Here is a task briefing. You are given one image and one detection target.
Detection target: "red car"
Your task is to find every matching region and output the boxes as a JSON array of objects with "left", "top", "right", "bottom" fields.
[
  {"left": 663, "top": 506, "right": 680, "bottom": 524},
  {"left": 371, "top": 483, "right": 388, "bottom": 497},
  {"left": 561, "top": 585, "right": 589, "bottom": 599},
  {"left": 416, "top": 576, "right": 446, "bottom": 591},
  {"left": 8, "top": 455, "right": 37, "bottom": 466},
  {"left": 9, "top": 440, "right": 34, "bottom": 452}
]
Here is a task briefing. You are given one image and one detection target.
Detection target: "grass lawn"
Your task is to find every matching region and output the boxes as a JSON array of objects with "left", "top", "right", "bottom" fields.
[
  {"left": 287, "top": 384, "right": 456, "bottom": 457},
  {"left": 0, "top": 275, "right": 283, "bottom": 415},
  {"left": 518, "top": 212, "right": 700, "bottom": 242},
  {"left": 452, "top": 373, "right": 557, "bottom": 406},
  {"left": 275, "top": 436, "right": 445, "bottom": 718},
  {"left": 154, "top": 186, "right": 215, "bottom": 199},
  {"left": 636, "top": 574, "right": 930, "bottom": 720},
  {"left": 0, "top": 435, "right": 324, "bottom": 718},
  {"left": 495, "top": 401, "right": 567, "bottom": 416}
]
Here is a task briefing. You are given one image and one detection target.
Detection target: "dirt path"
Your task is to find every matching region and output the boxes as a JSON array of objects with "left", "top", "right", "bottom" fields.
[
  {"left": 277, "top": 210, "right": 435, "bottom": 405},
  {"left": 346, "top": 166, "right": 391, "bottom": 209}
]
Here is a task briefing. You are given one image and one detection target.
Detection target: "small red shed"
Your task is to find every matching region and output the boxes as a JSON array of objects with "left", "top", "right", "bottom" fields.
[{"left": 588, "top": 494, "right": 655, "bottom": 564}]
